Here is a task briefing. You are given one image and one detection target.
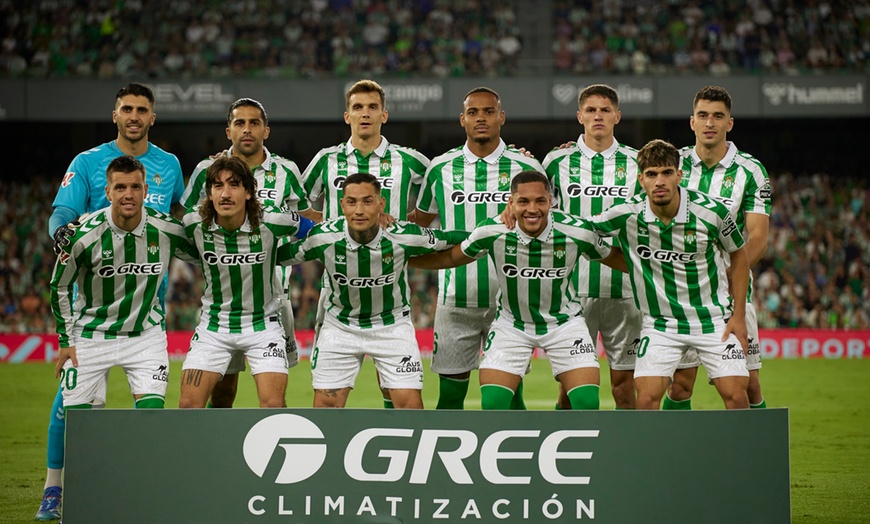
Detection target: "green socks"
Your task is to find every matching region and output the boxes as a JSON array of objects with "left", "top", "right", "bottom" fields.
[
  {"left": 566, "top": 384, "right": 600, "bottom": 410},
  {"left": 436, "top": 376, "right": 470, "bottom": 409},
  {"left": 662, "top": 394, "right": 692, "bottom": 410},
  {"left": 750, "top": 398, "right": 767, "bottom": 409},
  {"left": 510, "top": 379, "right": 526, "bottom": 410},
  {"left": 480, "top": 384, "right": 515, "bottom": 410},
  {"left": 135, "top": 395, "right": 165, "bottom": 409}
]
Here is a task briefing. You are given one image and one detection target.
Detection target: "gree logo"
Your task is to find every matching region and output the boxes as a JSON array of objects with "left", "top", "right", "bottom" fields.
[
  {"left": 243, "top": 414, "right": 327, "bottom": 484},
  {"left": 203, "top": 251, "right": 267, "bottom": 265},
  {"left": 502, "top": 265, "right": 568, "bottom": 279},
  {"left": 450, "top": 190, "right": 510, "bottom": 205},
  {"left": 332, "top": 273, "right": 397, "bottom": 288},
  {"left": 566, "top": 184, "right": 628, "bottom": 199},
  {"left": 97, "top": 263, "right": 163, "bottom": 278},
  {"left": 636, "top": 246, "right": 698, "bottom": 263}
]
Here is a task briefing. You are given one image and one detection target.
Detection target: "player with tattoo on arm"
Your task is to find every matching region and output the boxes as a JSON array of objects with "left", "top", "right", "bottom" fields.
[{"left": 178, "top": 157, "right": 313, "bottom": 409}]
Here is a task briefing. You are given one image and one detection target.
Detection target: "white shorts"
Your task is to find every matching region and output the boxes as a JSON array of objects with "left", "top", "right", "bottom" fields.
[
  {"left": 61, "top": 326, "right": 168, "bottom": 407},
  {"left": 634, "top": 328, "right": 749, "bottom": 380},
  {"left": 480, "top": 317, "right": 599, "bottom": 378},
  {"left": 430, "top": 304, "right": 497, "bottom": 375},
  {"left": 579, "top": 297, "right": 642, "bottom": 371},
  {"left": 312, "top": 317, "right": 423, "bottom": 390},
  {"left": 183, "top": 319, "right": 288, "bottom": 377},
  {"left": 675, "top": 303, "right": 762, "bottom": 371}
]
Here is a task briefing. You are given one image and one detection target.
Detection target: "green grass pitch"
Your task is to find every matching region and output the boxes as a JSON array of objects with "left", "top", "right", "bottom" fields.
[{"left": 1, "top": 358, "right": 868, "bottom": 523}]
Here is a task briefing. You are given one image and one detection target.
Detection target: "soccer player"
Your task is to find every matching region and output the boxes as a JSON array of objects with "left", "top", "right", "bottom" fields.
[
  {"left": 278, "top": 173, "right": 467, "bottom": 408},
  {"left": 39, "top": 83, "right": 184, "bottom": 521},
  {"left": 180, "top": 98, "right": 315, "bottom": 409},
  {"left": 303, "top": 79, "right": 429, "bottom": 408},
  {"left": 414, "top": 86, "right": 544, "bottom": 410},
  {"left": 542, "top": 84, "right": 643, "bottom": 409},
  {"left": 411, "top": 171, "right": 627, "bottom": 409},
  {"left": 178, "top": 156, "right": 313, "bottom": 409},
  {"left": 588, "top": 139, "right": 751, "bottom": 410},
  {"left": 664, "top": 85, "right": 771, "bottom": 411},
  {"left": 50, "top": 156, "right": 197, "bottom": 516}
]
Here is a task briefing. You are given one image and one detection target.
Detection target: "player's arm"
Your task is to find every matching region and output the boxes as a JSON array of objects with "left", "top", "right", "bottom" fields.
[
  {"left": 744, "top": 212, "right": 769, "bottom": 268},
  {"left": 408, "top": 244, "right": 473, "bottom": 270},
  {"left": 299, "top": 208, "right": 321, "bottom": 223},
  {"left": 50, "top": 245, "right": 81, "bottom": 369},
  {"left": 170, "top": 202, "right": 185, "bottom": 219},
  {"left": 598, "top": 245, "right": 628, "bottom": 273},
  {"left": 411, "top": 210, "right": 437, "bottom": 227},
  {"left": 723, "top": 246, "right": 750, "bottom": 352}
]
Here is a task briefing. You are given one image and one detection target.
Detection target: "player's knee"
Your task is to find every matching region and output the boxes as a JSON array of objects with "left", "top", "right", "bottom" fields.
[{"left": 668, "top": 380, "right": 693, "bottom": 401}]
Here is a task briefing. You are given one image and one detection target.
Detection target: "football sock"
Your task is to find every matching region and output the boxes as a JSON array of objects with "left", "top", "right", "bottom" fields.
[
  {"left": 134, "top": 395, "right": 165, "bottom": 409},
  {"left": 555, "top": 402, "right": 567, "bottom": 410},
  {"left": 750, "top": 398, "right": 767, "bottom": 409},
  {"left": 383, "top": 398, "right": 394, "bottom": 409},
  {"left": 436, "top": 376, "right": 470, "bottom": 409},
  {"left": 480, "top": 384, "right": 515, "bottom": 410},
  {"left": 44, "top": 468, "right": 63, "bottom": 490},
  {"left": 615, "top": 407, "right": 636, "bottom": 410},
  {"left": 567, "top": 384, "right": 600, "bottom": 410},
  {"left": 662, "top": 394, "right": 692, "bottom": 410},
  {"left": 46, "top": 387, "right": 65, "bottom": 470},
  {"left": 206, "top": 401, "right": 214, "bottom": 409},
  {"left": 510, "top": 379, "right": 526, "bottom": 410}
]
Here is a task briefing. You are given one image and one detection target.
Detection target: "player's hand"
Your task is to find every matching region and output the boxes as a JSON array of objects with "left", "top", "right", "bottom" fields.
[
  {"left": 53, "top": 218, "right": 85, "bottom": 255},
  {"left": 285, "top": 338, "right": 299, "bottom": 369},
  {"left": 55, "top": 346, "right": 78, "bottom": 378},
  {"left": 209, "top": 149, "right": 230, "bottom": 160},
  {"left": 500, "top": 203, "right": 516, "bottom": 229},
  {"left": 723, "top": 315, "right": 749, "bottom": 354},
  {"left": 508, "top": 144, "right": 535, "bottom": 158},
  {"left": 379, "top": 213, "right": 397, "bottom": 228},
  {"left": 558, "top": 141, "right": 577, "bottom": 149}
]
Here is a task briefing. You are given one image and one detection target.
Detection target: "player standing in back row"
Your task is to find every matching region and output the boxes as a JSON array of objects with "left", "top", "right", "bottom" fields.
[
  {"left": 39, "top": 83, "right": 184, "bottom": 521},
  {"left": 542, "top": 84, "right": 643, "bottom": 409},
  {"left": 664, "top": 86, "right": 771, "bottom": 410},
  {"left": 415, "top": 87, "right": 544, "bottom": 409},
  {"left": 303, "top": 79, "right": 429, "bottom": 408}
]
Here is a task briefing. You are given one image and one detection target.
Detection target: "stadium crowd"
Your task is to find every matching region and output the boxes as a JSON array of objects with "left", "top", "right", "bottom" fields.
[
  {"left": 1, "top": 172, "right": 867, "bottom": 333},
  {"left": 0, "top": 0, "right": 522, "bottom": 78},
  {"left": 552, "top": 0, "right": 870, "bottom": 75}
]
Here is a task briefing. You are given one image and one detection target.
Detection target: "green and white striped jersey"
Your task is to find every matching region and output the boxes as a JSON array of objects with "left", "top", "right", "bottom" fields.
[
  {"left": 590, "top": 188, "right": 746, "bottom": 335},
  {"left": 679, "top": 141, "right": 771, "bottom": 303},
  {"left": 416, "top": 139, "right": 545, "bottom": 308},
  {"left": 180, "top": 147, "right": 309, "bottom": 212},
  {"left": 462, "top": 211, "right": 610, "bottom": 336},
  {"left": 303, "top": 136, "right": 428, "bottom": 220},
  {"left": 543, "top": 136, "right": 641, "bottom": 299},
  {"left": 278, "top": 219, "right": 467, "bottom": 330},
  {"left": 50, "top": 207, "right": 198, "bottom": 347},
  {"left": 183, "top": 206, "right": 304, "bottom": 334}
]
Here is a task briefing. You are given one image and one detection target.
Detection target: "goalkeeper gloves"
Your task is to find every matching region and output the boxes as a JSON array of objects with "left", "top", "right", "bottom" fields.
[{"left": 53, "top": 216, "right": 87, "bottom": 255}]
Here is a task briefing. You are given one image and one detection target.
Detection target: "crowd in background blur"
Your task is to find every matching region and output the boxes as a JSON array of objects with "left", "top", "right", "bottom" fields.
[
  {"left": 0, "top": 0, "right": 522, "bottom": 78},
  {"left": 2, "top": 1, "right": 868, "bottom": 79},
  {"left": 552, "top": 0, "right": 870, "bottom": 75},
  {"left": 1, "top": 173, "right": 867, "bottom": 333}
]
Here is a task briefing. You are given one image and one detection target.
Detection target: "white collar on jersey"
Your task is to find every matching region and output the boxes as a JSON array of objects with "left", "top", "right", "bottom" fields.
[
  {"left": 106, "top": 206, "right": 147, "bottom": 238},
  {"left": 514, "top": 211, "right": 555, "bottom": 245},
  {"left": 688, "top": 141, "right": 738, "bottom": 168},
  {"left": 226, "top": 145, "right": 274, "bottom": 172},
  {"left": 343, "top": 222, "right": 384, "bottom": 251},
  {"left": 208, "top": 215, "right": 253, "bottom": 233},
  {"left": 576, "top": 134, "right": 621, "bottom": 159},
  {"left": 644, "top": 186, "right": 689, "bottom": 224},
  {"left": 462, "top": 138, "right": 506, "bottom": 165},
  {"left": 345, "top": 136, "right": 389, "bottom": 157}
]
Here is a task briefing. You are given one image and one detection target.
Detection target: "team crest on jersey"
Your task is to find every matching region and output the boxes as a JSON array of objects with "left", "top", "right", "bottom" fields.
[
  {"left": 554, "top": 247, "right": 565, "bottom": 260},
  {"left": 383, "top": 255, "right": 393, "bottom": 265},
  {"left": 684, "top": 230, "right": 697, "bottom": 245},
  {"left": 265, "top": 173, "right": 276, "bottom": 184},
  {"left": 723, "top": 175, "right": 735, "bottom": 189},
  {"left": 61, "top": 172, "right": 75, "bottom": 188},
  {"left": 250, "top": 234, "right": 261, "bottom": 244},
  {"left": 506, "top": 244, "right": 517, "bottom": 255},
  {"left": 102, "top": 249, "right": 113, "bottom": 259},
  {"left": 152, "top": 173, "right": 162, "bottom": 186},
  {"left": 148, "top": 243, "right": 159, "bottom": 255},
  {"left": 380, "top": 161, "right": 391, "bottom": 172},
  {"left": 615, "top": 167, "right": 626, "bottom": 183},
  {"left": 498, "top": 172, "right": 509, "bottom": 187}
]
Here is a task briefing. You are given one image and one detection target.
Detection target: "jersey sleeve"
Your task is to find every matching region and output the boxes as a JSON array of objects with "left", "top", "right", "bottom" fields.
[
  {"left": 168, "top": 154, "right": 185, "bottom": 205},
  {"left": 570, "top": 221, "right": 611, "bottom": 261},
  {"left": 279, "top": 161, "right": 311, "bottom": 212},
  {"left": 276, "top": 228, "right": 326, "bottom": 266},
  {"left": 459, "top": 226, "right": 493, "bottom": 260},
  {"left": 742, "top": 161, "right": 772, "bottom": 216},
  {"left": 415, "top": 165, "right": 440, "bottom": 215},
  {"left": 181, "top": 161, "right": 209, "bottom": 210},
  {"left": 50, "top": 247, "right": 82, "bottom": 348},
  {"left": 51, "top": 153, "right": 93, "bottom": 216},
  {"left": 302, "top": 151, "right": 329, "bottom": 203},
  {"left": 717, "top": 206, "right": 746, "bottom": 253},
  {"left": 394, "top": 222, "right": 470, "bottom": 256}
]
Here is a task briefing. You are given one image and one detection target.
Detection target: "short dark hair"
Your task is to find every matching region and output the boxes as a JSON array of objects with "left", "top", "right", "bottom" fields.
[
  {"left": 637, "top": 139, "right": 680, "bottom": 172},
  {"left": 693, "top": 85, "right": 732, "bottom": 112},
  {"left": 200, "top": 156, "right": 261, "bottom": 228},
  {"left": 464, "top": 86, "right": 501, "bottom": 106},
  {"left": 578, "top": 84, "right": 619, "bottom": 109},
  {"left": 116, "top": 83, "right": 154, "bottom": 105},
  {"left": 346, "top": 79, "right": 386, "bottom": 110},
  {"left": 106, "top": 155, "right": 146, "bottom": 184},
  {"left": 227, "top": 98, "right": 268, "bottom": 126},
  {"left": 510, "top": 170, "right": 551, "bottom": 194},
  {"left": 342, "top": 172, "right": 381, "bottom": 193}
]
